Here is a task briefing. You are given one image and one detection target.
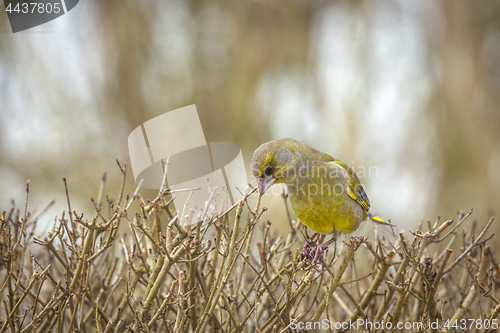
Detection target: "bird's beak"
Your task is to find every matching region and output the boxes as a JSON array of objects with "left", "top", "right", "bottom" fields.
[{"left": 258, "top": 176, "right": 275, "bottom": 196}]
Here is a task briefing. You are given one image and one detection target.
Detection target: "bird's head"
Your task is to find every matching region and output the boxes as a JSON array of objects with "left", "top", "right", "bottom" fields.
[{"left": 251, "top": 138, "right": 301, "bottom": 196}]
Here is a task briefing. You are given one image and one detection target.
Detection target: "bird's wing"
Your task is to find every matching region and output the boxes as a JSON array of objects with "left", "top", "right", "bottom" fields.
[{"left": 322, "top": 155, "right": 371, "bottom": 212}]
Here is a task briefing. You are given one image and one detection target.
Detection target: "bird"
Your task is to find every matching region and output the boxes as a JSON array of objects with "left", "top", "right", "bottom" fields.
[{"left": 251, "top": 138, "right": 391, "bottom": 262}]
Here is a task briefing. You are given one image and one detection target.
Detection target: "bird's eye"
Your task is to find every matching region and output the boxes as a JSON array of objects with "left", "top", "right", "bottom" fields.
[{"left": 264, "top": 164, "right": 273, "bottom": 177}]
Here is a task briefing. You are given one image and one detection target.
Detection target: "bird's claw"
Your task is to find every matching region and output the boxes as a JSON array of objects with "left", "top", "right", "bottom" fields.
[
  {"left": 310, "top": 244, "right": 328, "bottom": 263},
  {"left": 302, "top": 242, "right": 313, "bottom": 259},
  {"left": 302, "top": 233, "right": 319, "bottom": 260},
  {"left": 303, "top": 243, "right": 328, "bottom": 263}
]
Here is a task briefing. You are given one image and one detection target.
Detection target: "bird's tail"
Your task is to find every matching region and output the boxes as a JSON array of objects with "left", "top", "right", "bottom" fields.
[{"left": 368, "top": 213, "right": 394, "bottom": 226}]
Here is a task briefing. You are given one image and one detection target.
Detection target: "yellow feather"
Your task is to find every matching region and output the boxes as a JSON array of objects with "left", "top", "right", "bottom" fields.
[{"left": 368, "top": 214, "right": 393, "bottom": 225}]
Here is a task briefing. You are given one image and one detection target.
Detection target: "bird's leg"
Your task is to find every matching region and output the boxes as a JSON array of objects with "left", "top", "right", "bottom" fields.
[
  {"left": 302, "top": 233, "right": 319, "bottom": 259},
  {"left": 310, "top": 236, "right": 336, "bottom": 263}
]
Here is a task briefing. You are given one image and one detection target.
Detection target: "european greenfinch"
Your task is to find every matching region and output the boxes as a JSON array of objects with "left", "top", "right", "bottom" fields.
[{"left": 251, "top": 138, "right": 391, "bottom": 262}]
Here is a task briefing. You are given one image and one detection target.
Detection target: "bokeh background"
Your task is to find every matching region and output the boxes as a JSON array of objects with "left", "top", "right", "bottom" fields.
[{"left": 0, "top": 0, "right": 499, "bottom": 235}]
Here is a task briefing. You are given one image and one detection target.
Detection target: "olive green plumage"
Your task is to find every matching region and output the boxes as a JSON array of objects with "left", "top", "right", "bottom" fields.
[{"left": 251, "top": 138, "right": 389, "bottom": 235}]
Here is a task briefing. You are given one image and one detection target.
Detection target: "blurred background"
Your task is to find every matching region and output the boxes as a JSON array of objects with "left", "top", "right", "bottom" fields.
[{"left": 0, "top": 0, "right": 499, "bottom": 235}]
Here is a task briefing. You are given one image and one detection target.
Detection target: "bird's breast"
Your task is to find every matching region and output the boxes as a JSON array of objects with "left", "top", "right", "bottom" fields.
[{"left": 287, "top": 174, "right": 365, "bottom": 234}]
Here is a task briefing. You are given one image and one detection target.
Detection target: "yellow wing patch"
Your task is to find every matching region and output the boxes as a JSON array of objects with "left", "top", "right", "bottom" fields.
[
  {"left": 369, "top": 214, "right": 393, "bottom": 225},
  {"left": 322, "top": 155, "right": 371, "bottom": 212},
  {"left": 346, "top": 184, "right": 370, "bottom": 212}
]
